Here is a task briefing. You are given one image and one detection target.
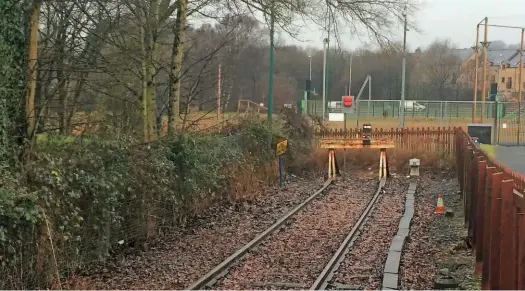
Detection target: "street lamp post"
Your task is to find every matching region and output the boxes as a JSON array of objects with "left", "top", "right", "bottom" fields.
[
  {"left": 399, "top": 5, "right": 407, "bottom": 128},
  {"left": 323, "top": 38, "right": 329, "bottom": 121},
  {"left": 348, "top": 54, "right": 353, "bottom": 95},
  {"left": 309, "top": 55, "right": 312, "bottom": 81},
  {"left": 267, "top": 5, "right": 275, "bottom": 120}
]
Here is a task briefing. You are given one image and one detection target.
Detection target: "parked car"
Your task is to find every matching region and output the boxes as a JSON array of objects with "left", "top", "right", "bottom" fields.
[
  {"left": 404, "top": 101, "right": 426, "bottom": 111},
  {"left": 327, "top": 101, "right": 342, "bottom": 112}
]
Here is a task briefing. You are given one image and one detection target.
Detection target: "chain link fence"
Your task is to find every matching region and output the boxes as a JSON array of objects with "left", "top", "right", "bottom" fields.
[
  {"left": 300, "top": 100, "right": 525, "bottom": 145},
  {"left": 301, "top": 100, "right": 499, "bottom": 119}
]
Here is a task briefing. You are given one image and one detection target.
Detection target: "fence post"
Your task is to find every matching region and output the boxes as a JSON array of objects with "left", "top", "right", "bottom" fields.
[
  {"left": 402, "top": 128, "right": 408, "bottom": 149},
  {"left": 518, "top": 102, "right": 521, "bottom": 145},
  {"left": 481, "top": 167, "right": 496, "bottom": 289},
  {"left": 464, "top": 146, "right": 473, "bottom": 228},
  {"left": 488, "top": 172, "right": 503, "bottom": 290},
  {"left": 468, "top": 152, "right": 480, "bottom": 240},
  {"left": 456, "top": 130, "right": 464, "bottom": 193},
  {"left": 475, "top": 160, "right": 487, "bottom": 275},
  {"left": 499, "top": 179, "right": 517, "bottom": 290},
  {"left": 517, "top": 190, "right": 525, "bottom": 290},
  {"left": 459, "top": 132, "right": 465, "bottom": 193},
  {"left": 493, "top": 99, "right": 499, "bottom": 145}
]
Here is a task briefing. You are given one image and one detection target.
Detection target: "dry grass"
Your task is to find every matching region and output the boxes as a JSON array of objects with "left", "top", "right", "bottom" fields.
[{"left": 71, "top": 110, "right": 500, "bottom": 135}]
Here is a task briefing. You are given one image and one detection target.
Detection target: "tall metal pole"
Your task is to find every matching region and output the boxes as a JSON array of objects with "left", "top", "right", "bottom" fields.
[
  {"left": 518, "top": 29, "right": 524, "bottom": 144},
  {"left": 322, "top": 38, "right": 328, "bottom": 121},
  {"left": 369, "top": 76, "right": 372, "bottom": 113},
  {"left": 399, "top": 5, "right": 407, "bottom": 128},
  {"left": 348, "top": 54, "right": 353, "bottom": 95},
  {"left": 473, "top": 25, "right": 480, "bottom": 123},
  {"left": 481, "top": 17, "right": 488, "bottom": 123},
  {"left": 518, "top": 28, "right": 525, "bottom": 102},
  {"left": 267, "top": 5, "right": 275, "bottom": 120},
  {"left": 309, "top": 55, "right": 312, "bottom": 81},
  {"left": 344, "top": 54, "right": 350, "bottom": 178},
  {"left": 217, "top": 64, "right": 221, "bottom": 120}
]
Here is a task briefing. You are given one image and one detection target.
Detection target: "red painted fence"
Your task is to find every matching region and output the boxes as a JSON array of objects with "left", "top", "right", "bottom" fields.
[
  {"left": 314, "top": 127, "right": 457, "bottom": 154},
  {"left": 456, "top": 127, "right": 525, "bottom": 289}
]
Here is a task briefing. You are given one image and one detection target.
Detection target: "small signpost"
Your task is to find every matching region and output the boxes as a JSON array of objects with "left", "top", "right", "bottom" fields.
[{"left": 273, "top": 136, "right": 288, "bottom": 186}]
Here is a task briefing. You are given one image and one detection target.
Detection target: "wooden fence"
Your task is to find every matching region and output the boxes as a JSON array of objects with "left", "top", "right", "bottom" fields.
[
  {"left": 314, "top": 127, "right": 457, "bottom": 154},
  {"left": 456, "top": 127, "right": 525, "bottom": 289}
]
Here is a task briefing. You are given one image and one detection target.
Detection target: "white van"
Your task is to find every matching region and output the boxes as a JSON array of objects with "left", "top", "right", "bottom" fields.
[
  {"left": 328, "top": 101, "right": 342, "bottom": 112},
  {"left": 404, "top": 101, "right": 425, "bottom": 111}
]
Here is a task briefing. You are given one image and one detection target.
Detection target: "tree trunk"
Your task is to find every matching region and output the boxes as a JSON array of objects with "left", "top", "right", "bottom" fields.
[
  {"left": 146, "top": 0, "right": 159, "bottom": 142},
  {"left": 25, "top": 1, "right": 40, "bottom": 141},
  {"left": 168, "top": 0, "right": 187, "bottom": 134},
  {"left": 55, "top": 4, "right": 70, "bottom": 135},
  {"left": 140, "top": 16, "right": 149, "bottom": 141}
]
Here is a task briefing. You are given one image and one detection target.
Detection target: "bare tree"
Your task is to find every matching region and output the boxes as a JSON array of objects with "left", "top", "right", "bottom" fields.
[{"left": 419, "top": 39, "right": 461, "bottom": 100}]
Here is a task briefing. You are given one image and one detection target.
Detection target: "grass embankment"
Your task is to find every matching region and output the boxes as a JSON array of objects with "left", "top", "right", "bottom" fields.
[{"left": 480, "top": 144, "right": 496, "bottom": 158}]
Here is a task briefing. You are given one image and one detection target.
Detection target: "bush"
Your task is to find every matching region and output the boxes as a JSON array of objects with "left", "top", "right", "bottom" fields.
[
  {"left": 0, "top": 117, "right": 315, "bottom": 289},
  {"left": 0, "top": 181, "right": 40, "bottom": 289}
]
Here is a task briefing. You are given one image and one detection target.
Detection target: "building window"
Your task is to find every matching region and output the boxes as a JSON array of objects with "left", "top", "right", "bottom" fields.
[
  {"left": 502, "top": 77, "right": 505, "bottom": 83},
  {"left": 507, "top": 77, "right": 513, "bottom": 89}
]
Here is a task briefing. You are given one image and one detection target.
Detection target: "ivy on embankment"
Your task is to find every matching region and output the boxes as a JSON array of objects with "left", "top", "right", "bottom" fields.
[
  {"left": 0, "top": 0, "right": 26, "bottom": 164},
  {"left": 0, "top": 117, "right": 310, "bottom": 289}
]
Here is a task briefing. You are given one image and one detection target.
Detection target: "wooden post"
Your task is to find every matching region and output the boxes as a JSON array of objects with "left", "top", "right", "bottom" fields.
[
  {"left": 468, "top": 152, "right": 479, "bottom": 240},
  {"left": 499, "top": 179, "right": 517, "bottom": 290},
  {"left": 481, "top": 166, "right": 496, "bottom": 289},
  {"left": 465, "top": 146, "right": 473, "bottom": 228},
  {"left": 518, "top": 29, "right": 524, "bottom": 145},
  {"left": 517, "top": 189, "right": 525, "bottom": 290},
  {"left": 488, "top": 172, "right": 503, "bottom": 289},
  {"left": 331, "top": 150, "right": 336, "bottom": 178},
  {"left": 379, "top": 150, "right": 383, "bottom": 179},
  {"left": 475, "top": 160, "right": 487, "bottom": 274},
  {"left": 327, "top": 150, "right": 332, "bottom": 179},
  {"left": 481, "top": 18, "right": 488, "bottom": 123},
  {"left": 519, "top": 29, "right": 524, "bottom": 103}
]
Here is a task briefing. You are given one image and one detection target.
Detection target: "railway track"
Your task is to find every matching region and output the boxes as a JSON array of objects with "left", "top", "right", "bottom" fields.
[
  {"left": 310, "top": 178, "right": 386, "bottom": 290},
  {"left": 186, "top": 175, "right": 394, "bottom": 290}
]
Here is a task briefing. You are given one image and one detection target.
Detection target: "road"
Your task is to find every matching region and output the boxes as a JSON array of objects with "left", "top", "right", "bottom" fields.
[{"left": 494, "top": 146, "right": 525, "bottom": 174}]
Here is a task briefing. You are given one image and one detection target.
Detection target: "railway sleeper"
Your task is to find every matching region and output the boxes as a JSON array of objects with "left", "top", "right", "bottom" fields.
[
  {"left": 248, "top": 281, "right": 308, "bottom": 288},
  {"left": 330, "top": 282, "right": 363, "bottom": 290}
]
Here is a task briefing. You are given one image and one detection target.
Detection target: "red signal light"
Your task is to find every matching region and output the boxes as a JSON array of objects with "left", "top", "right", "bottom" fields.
[{"left": 343, "top": 96, "right": 353, "bottom": 107}]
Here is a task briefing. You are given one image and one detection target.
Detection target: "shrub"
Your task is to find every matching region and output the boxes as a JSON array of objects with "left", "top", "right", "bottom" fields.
[{"left": 0, "top": 117, "right": 315, "bottom": 289}]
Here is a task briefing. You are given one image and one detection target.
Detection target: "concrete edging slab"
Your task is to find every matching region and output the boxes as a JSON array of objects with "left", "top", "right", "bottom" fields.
[{"left": 381, "top": 179, "right": 417, "bottom": 290}]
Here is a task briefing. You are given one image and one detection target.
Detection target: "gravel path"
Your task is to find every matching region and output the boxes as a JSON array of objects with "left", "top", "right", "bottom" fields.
[
  {"left": 215, "top": 176, "right": 379, "bottom": 290},
  {"left": 66, "top": 177, "right": 326, "bottom": 290},
  {"left": 399, "top": 170, "right": 478, "bottom": 290},
  {"left": 330, "top": 175, "right": 408, "bottom": 289}
]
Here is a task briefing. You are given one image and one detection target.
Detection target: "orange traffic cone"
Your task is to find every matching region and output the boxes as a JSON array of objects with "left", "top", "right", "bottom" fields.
[{"left": 434, "top": 194, "right": 445, "bottom": 214}]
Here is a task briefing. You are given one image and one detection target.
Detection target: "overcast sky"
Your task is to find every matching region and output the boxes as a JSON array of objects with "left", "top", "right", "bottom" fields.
[{"left": 283, "top": 0, "right": 525, "bottom": 51}]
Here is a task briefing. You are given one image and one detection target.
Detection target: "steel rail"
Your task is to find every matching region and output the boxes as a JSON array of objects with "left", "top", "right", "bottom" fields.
[
  {"left": 310, "top": 177, "right": 387, "bottom": 290},
  {"left": 186, "top": 178, "right": 334, "bottom": 290}
]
